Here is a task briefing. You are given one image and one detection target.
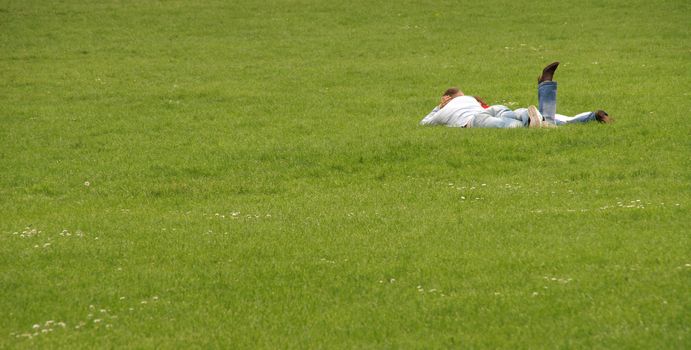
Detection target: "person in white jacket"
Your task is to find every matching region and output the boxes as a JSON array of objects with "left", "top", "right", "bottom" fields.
[
  {"left": 420, "top": 62, "right": 611, "bottom": 128},
  {"left": 419, "top": 87, "right": 542, "bottom": 128}
]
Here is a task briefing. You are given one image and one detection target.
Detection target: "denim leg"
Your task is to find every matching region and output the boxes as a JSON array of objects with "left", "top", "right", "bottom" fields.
[
  {"left": 538, "top": 81, "right": 557, "bottom": 123},
  {"left": 554, "top": 112, "right": 596, "bottom": 125},
  {"left": 485, "top": 105, "right": 529, "bottom": 126},
  {"left": 469, "top": 112, "right": 525, "bottom": 128},
  {"left": 513, "top": 107, "right": 530, "bottom": 126}
]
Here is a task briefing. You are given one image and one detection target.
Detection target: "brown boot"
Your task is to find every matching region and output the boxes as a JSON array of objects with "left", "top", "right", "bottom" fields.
[{"left": 538, "top": 61, "right": 560, "bottom": 84}]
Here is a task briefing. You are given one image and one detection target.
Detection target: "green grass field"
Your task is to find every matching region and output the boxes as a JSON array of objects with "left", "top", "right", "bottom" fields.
[{"left": 1, "top": 0, "right": 689, "bottom": 348}]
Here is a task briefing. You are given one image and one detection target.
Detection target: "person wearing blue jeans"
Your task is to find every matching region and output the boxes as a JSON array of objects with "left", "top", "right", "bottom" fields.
[
  {"left": 517, "top": 61, "right": 611, "bottom": 126},
  {"left": 419, "top": 62, "right": 610, "bottom": 128}
]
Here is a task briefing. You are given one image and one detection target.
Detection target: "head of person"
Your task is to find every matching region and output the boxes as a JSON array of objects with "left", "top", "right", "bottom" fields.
[
  {"left": 439, "top": 87, "right": 464, "bottom": 107},
  {"left": 443, "top": 87, "right": 464, "bottom": 97}
]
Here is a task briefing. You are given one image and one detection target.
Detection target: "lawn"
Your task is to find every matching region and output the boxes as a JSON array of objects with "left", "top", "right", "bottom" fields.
[{"left": 1, "top": 0, "right": 689, "bottom": 348}]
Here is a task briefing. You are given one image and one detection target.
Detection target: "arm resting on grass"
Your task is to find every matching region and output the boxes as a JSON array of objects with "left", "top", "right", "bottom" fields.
[{"left": 419, "top": 107, "right": 442, "bottom": 125}]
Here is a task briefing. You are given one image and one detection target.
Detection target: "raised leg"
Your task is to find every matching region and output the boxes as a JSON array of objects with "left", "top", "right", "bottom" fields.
[
  {"left": 537, "top": 62, "right": 559, "bottom": 124},
  {"left": 538, "top": 81, "right": 557, "bottom": 124}
]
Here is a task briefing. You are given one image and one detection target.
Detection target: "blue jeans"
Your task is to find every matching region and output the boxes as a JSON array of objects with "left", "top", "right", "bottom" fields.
[
  {"left": 538, "top": 81, "right": 558, "bottom": 123},
  {"left": 552, "top": 111, "right": 597, "bottom": 125},
  {"left": 468, "top": 105, "right": 528, "bottom": 128},
  {"left": 537, "top": 81, "right": 596, "bottom": 125}
]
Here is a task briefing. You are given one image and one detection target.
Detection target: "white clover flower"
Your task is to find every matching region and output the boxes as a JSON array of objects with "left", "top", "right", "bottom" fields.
[
  {"left": 32, "top": 324, "right": 40, "bottom": 329},
  {"left": 84, "top": 181, "right": 90, "bottom": 187}
]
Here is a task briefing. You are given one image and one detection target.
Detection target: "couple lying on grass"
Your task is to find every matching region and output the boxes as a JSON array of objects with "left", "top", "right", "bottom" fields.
[{"left": 420, "top": 62, "right": 611, "bottom": 128}]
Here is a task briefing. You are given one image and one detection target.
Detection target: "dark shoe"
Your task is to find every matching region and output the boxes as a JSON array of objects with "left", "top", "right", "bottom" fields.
[
  {"left": 594, "top": 110, "right": 611, "bottom": 123},
  {"left": 538, "top": 61, "right": 560, "bottom": 84}
]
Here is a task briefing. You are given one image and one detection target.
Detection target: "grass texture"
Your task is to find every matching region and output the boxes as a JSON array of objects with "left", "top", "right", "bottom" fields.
[{"left": 1, "top": 0, "right": 689, "bottom": 348}]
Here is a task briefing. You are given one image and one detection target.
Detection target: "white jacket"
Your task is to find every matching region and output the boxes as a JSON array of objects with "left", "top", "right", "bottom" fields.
[{"left": 419, "top": 95, "right": 485, "bottom": 128}]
